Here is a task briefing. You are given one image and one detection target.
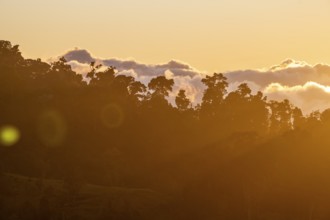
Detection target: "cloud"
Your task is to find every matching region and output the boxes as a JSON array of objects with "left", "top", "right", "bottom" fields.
[
  {"left": 223, "top": 60, "right": 330, "bottom": 113},
  {"left": 63, "top": 49, "right": 94, "bottom": 64},
  {"left": 264, "top": 82, "right": 330, "bottom": 113},
  {"left": 224, "top": 60, "right": 330, "bottom": 88},
  {"left": 66, "top": 60, "right": 91, "bottom": 76},
  {"left": 62, "top": 48, "right": 204, "bottom": 78},
  {"left": 54, "top": 49, "right": 330, "bottom": 113},
  {"left": 269, "top": 59, "right": 309, "bottom": 71}
]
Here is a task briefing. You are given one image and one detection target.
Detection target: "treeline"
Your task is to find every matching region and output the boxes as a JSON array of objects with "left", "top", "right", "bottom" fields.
[{"left": 1, "top": 40, "right": 330, "bottom": 219}]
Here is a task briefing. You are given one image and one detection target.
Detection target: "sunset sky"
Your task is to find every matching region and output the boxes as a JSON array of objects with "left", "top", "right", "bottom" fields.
[{"left": 1, "top": 0, "right": 330, "bottom": 72}]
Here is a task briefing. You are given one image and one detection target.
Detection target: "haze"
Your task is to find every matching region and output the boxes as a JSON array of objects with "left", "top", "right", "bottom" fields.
[{"left": 1, "top": 0, "right": 330, "bottom": 72}]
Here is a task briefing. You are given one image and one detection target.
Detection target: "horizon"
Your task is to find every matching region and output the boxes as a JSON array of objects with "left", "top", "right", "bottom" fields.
[
  {"left": 9, "top": 42, "right": 330, "bottom": 114},
  {"left": 2, "top": 0, "right": 330, "bottom": 73},
  {"left": 4, "top": 40, "right": 330, "bottom": 114}
]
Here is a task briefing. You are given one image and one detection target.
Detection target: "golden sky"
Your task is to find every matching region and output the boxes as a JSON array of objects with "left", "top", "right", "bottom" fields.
[{"left": 1, "top": 0, "right": 330, "bottom": 72}]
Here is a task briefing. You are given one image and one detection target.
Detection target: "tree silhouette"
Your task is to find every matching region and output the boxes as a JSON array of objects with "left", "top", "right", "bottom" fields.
[
  {"left": 269, "top": 99, "right": 294, "bottom": 134},
  {"left": 147, "top": 75, "right": 174, "bottom": 108},
  {"left": 175, "top": 89, "right": 191, "bottom": 112},
  {"left": 201, "top": 73, "right": 228, "bottom": 106},
  {"left": 2, "top": 40, "right": 330, "bottom": 220},
  {"left": 0, "top": 40, "right": 23, "bottom": 67},
  {"left": 88, "top": 64, "right": 115, "bottom": 86},
  {"left": 201, "top": 73, "right": 228, "bottom": 118},
  {"left": 148, "top": 76, "right": 174, "bottom": 98},
  {"left": 225, "top": 83, "right": 268, "bottom": 133}
]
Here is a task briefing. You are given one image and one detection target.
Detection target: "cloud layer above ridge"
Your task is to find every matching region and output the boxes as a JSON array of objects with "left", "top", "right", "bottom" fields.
[{"left": 57, "top": 49, "right": 330, "bottom": 114}]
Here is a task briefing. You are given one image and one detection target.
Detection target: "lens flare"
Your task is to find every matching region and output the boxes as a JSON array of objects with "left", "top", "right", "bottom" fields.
[
  {"left": 37, "top": 110, "right": 67, "bottom": 148},
  {"left": 0, "top": 125, "right": 20, "bottom": 147}
]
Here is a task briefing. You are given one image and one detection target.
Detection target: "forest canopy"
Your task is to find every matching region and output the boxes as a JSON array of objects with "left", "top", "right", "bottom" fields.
[{"left": 1, "top": 40, "right": 330, "bottom": 220}]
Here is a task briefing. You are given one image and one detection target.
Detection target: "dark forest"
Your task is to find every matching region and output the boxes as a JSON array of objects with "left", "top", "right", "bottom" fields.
[{"left": 1, "top": 40, "right": 330, "bottom": 220}]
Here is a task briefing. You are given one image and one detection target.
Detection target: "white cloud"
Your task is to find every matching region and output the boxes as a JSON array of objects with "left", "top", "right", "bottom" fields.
[
  {"left": 224, "top": 60, "right": 330, "bottom": 87},
  {"left": 53, "top": 49, "right": 330, "bottom": 114},
  {"left": 61, "top": 48, "right": 205, "bottom": 78},
  {"left": 66, "top": 60, "right": 91, "bottom": 77},
  {"left": 264, "top": 82, "right": 330, "bottom": 113}
]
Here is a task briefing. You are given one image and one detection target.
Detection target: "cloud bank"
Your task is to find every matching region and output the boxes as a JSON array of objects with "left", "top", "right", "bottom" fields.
[
  {"left": 60, "top": 49, "right": 206, "bottom": 105},
  {"left": 54, "top": 49, "right": 330, "bottom": 114},
  {"left": 225, "top": 59, "right": 330, "bottom": 113},
  {"left": 264, "top": 82, "right": 330, "bottom": 113}
]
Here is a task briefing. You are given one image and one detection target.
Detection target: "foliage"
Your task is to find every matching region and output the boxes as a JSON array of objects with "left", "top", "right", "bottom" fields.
[{"left": 2, "top": 40, "right": 330, "bottom": 219}]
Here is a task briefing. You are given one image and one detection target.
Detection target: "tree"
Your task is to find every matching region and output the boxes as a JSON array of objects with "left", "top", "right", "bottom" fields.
[
  {"left": 269, "top": 99, "right": 294, "bottom": 134},
  {"left": 200, "top": 73, "right": 228, "bottom": 118},
  {"left": 201, "top": 73, "right": 228, "bottom": 107},
  {"left": 0, "top": 40, "right": 23, "bottom": 67},
  {"left": 128, "top": 80, "right": 147, "bottom": 103},
  {"left": 88, "top": 64, "right": 115, "bottom": 87},
  {"left": 292, "top": 107, "right": 305, "bottom": 129},
  {"left": 0, "top": 41, "right": 26, "bottom": 96},
  {"left": 44, "top": 57, "right": 85, "bottom": 92},
  {"left": 225, "top": 84, "right": 268, "bottom": 133},
  {"left": 148, "top": 76, "right": 174, "bottom": 99},
  {"left": 249, "top": 91, "right": 269, "bottom": 133},
  {"left": 175, "top": 90, "right": 191, "bottom": 112}
]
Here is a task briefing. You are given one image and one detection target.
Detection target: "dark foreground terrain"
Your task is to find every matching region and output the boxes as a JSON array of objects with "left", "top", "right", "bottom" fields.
[
  {"left": 0, "top": 173, "right": 168, "bottom": 220},
  {"left": 2, "top": 40, "right": 330, "bottom": 219}
]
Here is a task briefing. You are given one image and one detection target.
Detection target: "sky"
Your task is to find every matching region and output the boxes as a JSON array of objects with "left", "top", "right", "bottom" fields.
[
  {"left": 2, "top": 0, "right": 330, "bottom": 113},
  {"left": 1, "top": 0, "right": 330, "bottom": 72}
]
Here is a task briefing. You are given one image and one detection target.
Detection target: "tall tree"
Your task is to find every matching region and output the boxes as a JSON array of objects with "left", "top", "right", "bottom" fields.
[
  {"left": 201, "top": 73, "right": 228, "bottom": 117},
  {"left": 269, "top": 99, "right": 294, "bottom": 134},
  {"left": 175, "top": 89, "right": 191, "bottom": 112},
  {"left": 148, "top": 76, "right": 174, "bottom": 98}
]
